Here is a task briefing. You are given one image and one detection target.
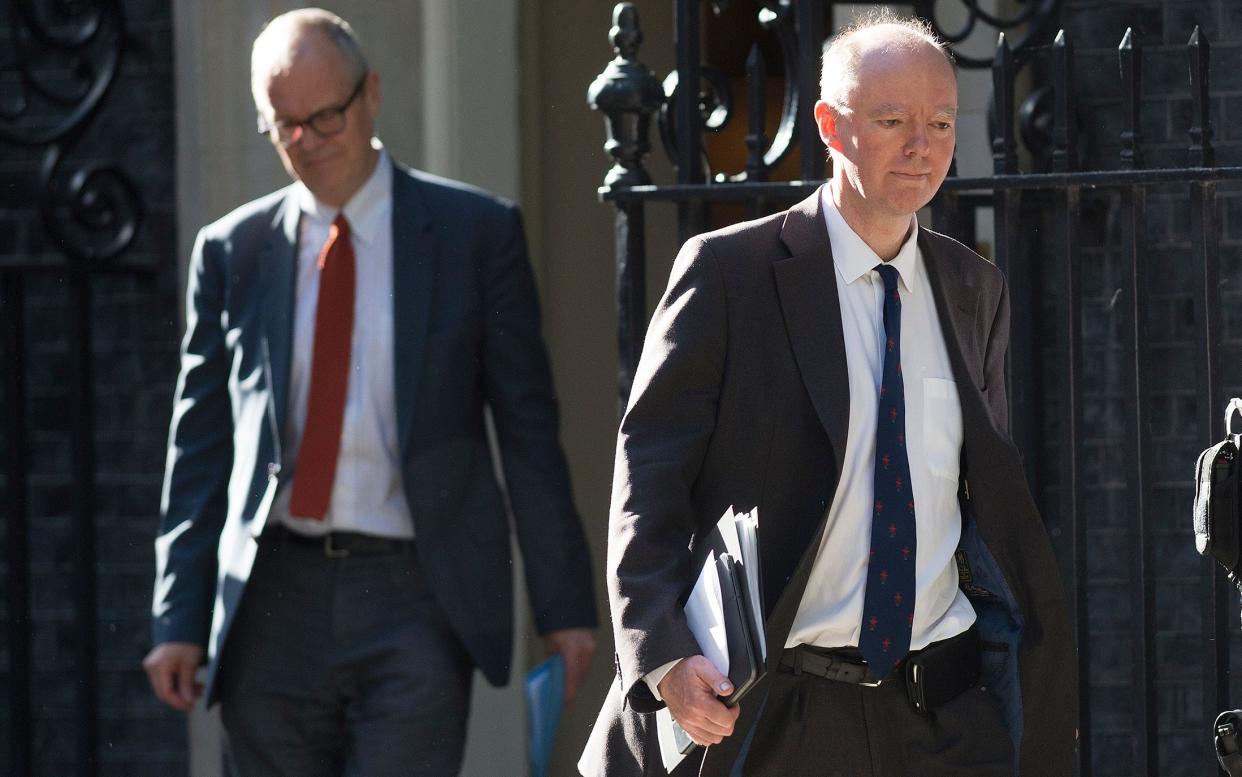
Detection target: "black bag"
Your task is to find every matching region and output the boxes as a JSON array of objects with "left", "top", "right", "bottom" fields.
[
  {"left": 1216, "top": 710, "right": 1242, "bottom": 776},
  {"left": 1197, "top": 404, "right": 1242, "bottom": 777},
  {"left": 1194, "top": 398, "right": 1242, "bottom": 581}
]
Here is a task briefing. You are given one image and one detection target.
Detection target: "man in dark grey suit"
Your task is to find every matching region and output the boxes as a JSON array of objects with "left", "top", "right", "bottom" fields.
[
  {"left": 581, "top": 14, "right": 1074, "bottom": 777},
  {"left": 141, "top": 9, "right": 596, "bottom": 776}
]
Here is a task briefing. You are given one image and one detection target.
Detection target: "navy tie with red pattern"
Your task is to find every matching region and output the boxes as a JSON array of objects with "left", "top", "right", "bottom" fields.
[{"left": 859, "top": 262, "right": 917, "bottom": 680}]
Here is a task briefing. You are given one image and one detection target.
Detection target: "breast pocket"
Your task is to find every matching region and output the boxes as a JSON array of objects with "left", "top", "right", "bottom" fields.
[{"left": 923, "top": 377, "right": 963, "bottom": 482}]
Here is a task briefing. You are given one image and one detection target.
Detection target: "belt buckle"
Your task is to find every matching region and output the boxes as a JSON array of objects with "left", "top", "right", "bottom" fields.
[
  {"left": 859, "top": 666, "right": 884, "bottom": 688},
  {"left": 323, "top": 534, "right": 350, "bottom": 558}
]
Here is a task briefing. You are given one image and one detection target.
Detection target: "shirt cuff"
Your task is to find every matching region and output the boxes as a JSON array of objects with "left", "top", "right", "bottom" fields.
[{"left": 642, "top": 658, "right": 685, "bottom": 702}]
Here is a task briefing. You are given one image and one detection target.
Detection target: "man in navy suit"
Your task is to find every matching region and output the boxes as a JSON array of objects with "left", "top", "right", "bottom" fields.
[
  {"left": 142, "top": 9, "right": 596, "bottom": 775},
  {"left": 581, "top": 13, "right": 1073, "bottom": 777}
]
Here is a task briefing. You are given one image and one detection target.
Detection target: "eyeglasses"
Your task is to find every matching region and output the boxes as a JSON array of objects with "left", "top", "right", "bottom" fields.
[{"left": 257, "top": 73, "right": 368, "bottom": 147}]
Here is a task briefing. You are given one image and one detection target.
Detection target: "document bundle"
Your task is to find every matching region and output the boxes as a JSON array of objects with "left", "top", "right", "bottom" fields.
[{"left": 656, "top": 506, "right": 765, "bottom": 773}]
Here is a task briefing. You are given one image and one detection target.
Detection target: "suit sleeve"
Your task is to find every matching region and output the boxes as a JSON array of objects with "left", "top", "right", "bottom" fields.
[
  {"left": 480, "top": 205, "right": 596, "bottom": 635},
  {"left": 609, "top": 236, "right": 726, "bottom": 711},
  {"left": 151, "top": 229, "right": 234, "bottom": 648},
  {"left": 983, "top": 273, "right": 1011, "bottom": 435}
]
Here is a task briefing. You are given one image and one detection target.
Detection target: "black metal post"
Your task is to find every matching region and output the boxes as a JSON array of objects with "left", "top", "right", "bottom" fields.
[
  {"left": 1186, "top": 28, "right": 1229, "bottom": 774},
  {"left": 589, "top": 3, "right": 663, "bottom": 411},
  {"left": 69, "top": 272, "right": 99, "bottom": 777},
  {"left": 675, "top": 0, "right": 706, "bottom": 243},
  {"left": 990, "top": 34, "right": 1031, "bottom": 474},
  {"left": 2, "top": 271, "right": 32, "bottom": 777},
  {"left": 930, "top": 188, "right": 962, "bottom": 241},
  {"left": 932, "top": 158, "right": 964, "bottom": 242},
  {"left": 745, "top": 43, "right": 767, "bottom": 219},
  {"left": 1052, "top": 29, "right": 1089, "bottom": 777},
  {"left": 615, "top": 204, "right": 648, "bottom": 412},
  {"left": 1119, "top": 27, "right": 1157, "bottom": 777},
  {"left": 745, "top": 44, "right": 768, "bottom": 183},
  {"left": 795, "top": 0, "right": 824, "bottom": 182}
]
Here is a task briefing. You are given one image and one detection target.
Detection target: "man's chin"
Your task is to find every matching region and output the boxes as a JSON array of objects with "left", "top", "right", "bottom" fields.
[
  {"left": 884, "top": 193, "right": 934, "bottom": 217},
  {"left": 293, "top": 168, "right": 332, "bottom": 193}
]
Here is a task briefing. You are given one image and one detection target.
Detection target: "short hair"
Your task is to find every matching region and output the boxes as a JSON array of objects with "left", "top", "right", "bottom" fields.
[
  {"left": 251, "top": 8, "right": 369, "bottom": 112},
  {"left": 819, "top": 11, "right": 953, "bottom": 115}
]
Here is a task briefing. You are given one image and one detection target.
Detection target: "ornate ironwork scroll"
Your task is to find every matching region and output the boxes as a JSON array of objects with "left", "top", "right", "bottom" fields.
[
  {"left": 913, "top": 0, "right": 1062, "bottom": 69},
  {"left": 658, "top": 0, "right": 802, "bottom": 183},
  {"left": 596, "top": 0, "right": 1064, "bottom": 187},
  {"left": 2, "top": 0, "right": 140, "bottom": 263},
  {"left": 655, "top": 0, "right": 799, "bottom": 182}
]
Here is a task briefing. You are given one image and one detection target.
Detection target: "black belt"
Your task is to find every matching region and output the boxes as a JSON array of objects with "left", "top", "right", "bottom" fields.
[
  {"left": 262, "top": 524, "right": 416, "bottom": 557},
  {"left": 778, "top": 624, "right": 981, "bottom": 713}
]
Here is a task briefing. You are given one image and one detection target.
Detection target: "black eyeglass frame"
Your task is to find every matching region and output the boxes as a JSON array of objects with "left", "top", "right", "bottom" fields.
[{"left": 256, "top": 71, "right": 369, "bottom": 146}]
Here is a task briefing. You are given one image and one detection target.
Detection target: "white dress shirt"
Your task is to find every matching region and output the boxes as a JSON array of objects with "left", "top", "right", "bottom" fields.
[
  {"left": 645, "top": 192, "right": 976, "bottom": 698},
  {"left": 270, "top": 144, "right": 416, "bottom": 539},
  {"left": 784, "top": 190, "right": 975, "bottom": 650}
]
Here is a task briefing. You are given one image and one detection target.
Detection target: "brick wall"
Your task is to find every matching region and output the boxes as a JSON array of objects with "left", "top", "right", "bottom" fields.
[{"left": 0, "top": 1, "right": 183, "bottom": 775}]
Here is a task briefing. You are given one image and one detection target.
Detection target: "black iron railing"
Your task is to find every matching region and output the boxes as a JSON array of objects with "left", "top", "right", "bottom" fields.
[{"left": 0, "top": 2, "right": 144, "bottom": 776}]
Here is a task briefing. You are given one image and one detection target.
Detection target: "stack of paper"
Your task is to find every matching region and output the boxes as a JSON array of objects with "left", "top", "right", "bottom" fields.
[{"left": 657, "top": 506, "right": 765, "bottom": 773}]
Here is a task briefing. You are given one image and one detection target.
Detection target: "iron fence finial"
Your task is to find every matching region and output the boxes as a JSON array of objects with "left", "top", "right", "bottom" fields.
[
  {"left": 1189, "top": 25, "right": 1214, "bottom": 167},
  {"left": 992, "top": 33, "right": 1017, "bottom": 175},
  {"left": 1119, "top": 28, "right": 1142, "bottom": 169},
  {"left": 588, "top": 3, "right": 663, "bottom": 191}
]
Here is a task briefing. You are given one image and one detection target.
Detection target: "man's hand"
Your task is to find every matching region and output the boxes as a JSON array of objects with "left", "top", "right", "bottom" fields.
[
  {"left": 543, "top": 627, "right": 597, "bottom": 705},
  {"left": 657, "top": 656, "right": 740, "bottom": 746},
  {"left": 142, "top": 642, "right": 206, "bottom": 711}
]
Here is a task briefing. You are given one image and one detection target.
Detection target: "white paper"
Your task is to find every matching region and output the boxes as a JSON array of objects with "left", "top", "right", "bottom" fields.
[
  {"left": 682, "top": 549, "right": 729, "bottom": 676},
  {"left": 734, "top": 508, "right": 766, "bottom": 660},
  {"left": 655, "top": 708, "right": 685, "bottom": 773},
  {"left": 716, "top": 506, "right": 743, "bottom": 563},
  {"left": 657, "top": 549, "right": 729, "bottom": 774}
]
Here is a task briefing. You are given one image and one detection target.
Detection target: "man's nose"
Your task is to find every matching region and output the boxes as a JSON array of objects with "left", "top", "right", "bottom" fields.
[
  {"left": 904, "top": 126, "right": 930, "bottom": 156},
  {"left": 290, "top": 124, "right": 324, "bottom": 152},
  {"left": 286, "top": 124, "right": 306, "bottom": 146}
]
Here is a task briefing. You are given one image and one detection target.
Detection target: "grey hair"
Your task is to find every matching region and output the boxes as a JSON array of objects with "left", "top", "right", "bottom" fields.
[
  {"left": 819, "top": 11, "right": 952, "bottom": 115},
  {"left": 251, "top": 8, "right": 369, "bottom": 111}
]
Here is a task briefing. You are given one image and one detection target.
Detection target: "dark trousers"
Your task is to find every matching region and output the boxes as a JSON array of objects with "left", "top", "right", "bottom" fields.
[
  {"left": 216, "top": 538, "right": 473, "bottom": 777},
  {"left": 737, "top": 668, "right": 1014, "bottom": 777}
]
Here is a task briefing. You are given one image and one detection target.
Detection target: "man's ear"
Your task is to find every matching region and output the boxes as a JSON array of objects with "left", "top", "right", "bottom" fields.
[
  {"left": 364, "top": 70, "right": 382, "bottom": 119},
  {"left": 814, "top": 101, "right": 841, "bottom": 152}
]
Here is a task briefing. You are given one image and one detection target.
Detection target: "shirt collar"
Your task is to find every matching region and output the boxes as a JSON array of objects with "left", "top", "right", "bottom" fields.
[
  {"left": 294, "top": 140, "right": 392, "bottom": 247},
  {"left": 820, "top": 186, "right": 920, "bottom": 294}
]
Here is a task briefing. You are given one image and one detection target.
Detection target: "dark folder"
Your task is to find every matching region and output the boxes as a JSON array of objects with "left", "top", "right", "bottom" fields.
[
  {"left": 661, "top": 508, "right": 766, "bottom": 764},
  {"left": 717, "top": 551, "right": 763, "bottom": 705}
]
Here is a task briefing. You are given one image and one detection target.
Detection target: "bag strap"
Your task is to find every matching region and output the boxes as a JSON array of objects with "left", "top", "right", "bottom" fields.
[{"left": 1226, "top": 398, "right": 1242, "bottom": 447}]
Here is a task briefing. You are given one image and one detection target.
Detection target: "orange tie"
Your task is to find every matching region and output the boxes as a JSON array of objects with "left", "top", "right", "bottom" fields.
[{"left": 289, "top": 214, "right": 355, "bottom": 520}]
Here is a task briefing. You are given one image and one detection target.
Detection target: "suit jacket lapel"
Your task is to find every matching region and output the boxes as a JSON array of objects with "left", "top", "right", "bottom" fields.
[
  {"left": 764, "top": 189, "right": 852, "bottom": 649},
  {"left": 390, "top": 166, "right": 435, "bottom": 459},
  {"left": 773, "top": 190, "right": 850, "bottom": 467},
  {"left": 919, "top": 231, "right": 983, "bottom": 391},
  {"left": 260, "top": 193, "right": 299, "bottom": 447}
]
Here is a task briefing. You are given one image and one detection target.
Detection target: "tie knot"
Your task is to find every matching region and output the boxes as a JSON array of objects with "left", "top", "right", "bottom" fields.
[
  {"left": 331, "top": 213, "right": 351, "bottom": 239},
  {"left": 874, "top": 263, "right": 900, "bottom": 293}
]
